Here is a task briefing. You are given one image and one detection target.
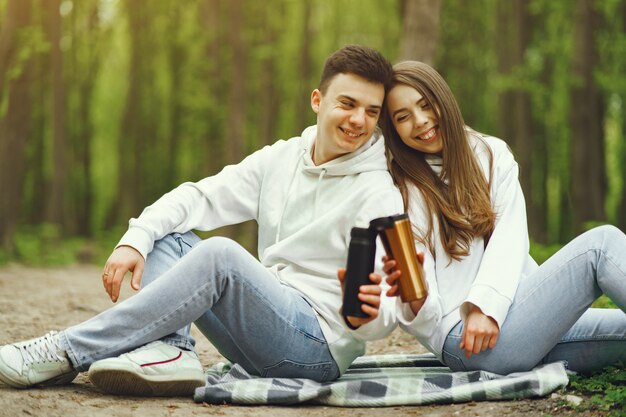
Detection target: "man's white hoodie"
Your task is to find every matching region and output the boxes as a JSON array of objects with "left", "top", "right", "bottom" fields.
[{"left": 117, "top": 125, "right": 404, "bottom": 374}]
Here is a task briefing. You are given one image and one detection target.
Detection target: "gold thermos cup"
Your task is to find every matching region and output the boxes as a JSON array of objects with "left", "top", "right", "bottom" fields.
[{"left": 370, "top": 214, "right": 427, "bottom": 302}]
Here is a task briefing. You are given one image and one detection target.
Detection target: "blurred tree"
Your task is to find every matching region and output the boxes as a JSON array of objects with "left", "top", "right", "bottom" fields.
[
  {"left": 66, "top": 0, "right": 103, "bottom": 236},
  {"left": 200, "top": 0, "right": 227, "bottom": 178},
  {"left": 496, "top": 0, "right": 547, "bottom": 242},
  {"left": 295, "top": 0, "right": 314, "bottom": 133},
  {"left": 112, "top": 0, "right": 174, "bottom": 225},
  {"left": 0, "top": 0, "right": 35, "bottom": 252},
  {"left": 398, "top": 0, "right": 441, "bottom": 66},
  {"left": 598, "top": 0, "right": 626, "bottom": 230},
  {"left": 250, "top": 0, "right": 284, "bottom": 147},
  {"left": 165, "top": 0, "right": 185, "bottom": 191},
  {"left": 45, "top": 0, "right": 68, "bottom": 232},
  {"left": 569, "top": 0, "right": 606, "bottom": 232},
  {"left": 1, "top": 0, "right": 625, "bottom": 261},
  {"left": 437, "top": 0, "right": 497, "bottom": 134},
  {"left": 528, "top": 0, "right": 575, "bottom": 242},
  {"left": 618, "top": 3, "right": 626, "bottom": 231},
  {"left": 226, "top": 0, "right": 246, "bottom": 165}
]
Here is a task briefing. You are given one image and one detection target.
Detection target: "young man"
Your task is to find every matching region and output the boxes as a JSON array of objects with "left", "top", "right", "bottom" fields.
[{"left": 0, "top": 45, "right": 403, "bottom": 396}]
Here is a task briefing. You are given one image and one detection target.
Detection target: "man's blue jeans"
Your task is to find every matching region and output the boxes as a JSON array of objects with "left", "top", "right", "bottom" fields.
[
  {"left": 60, "top": 233, "right": 340, "bottom": 382},
  {"left": 443, "top": 225, "right": 626, "bottom": 374}
]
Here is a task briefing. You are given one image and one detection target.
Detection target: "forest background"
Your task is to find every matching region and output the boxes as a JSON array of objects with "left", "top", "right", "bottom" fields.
[{"left": 0, "top": 0, "right": 625, "bottom": 266}]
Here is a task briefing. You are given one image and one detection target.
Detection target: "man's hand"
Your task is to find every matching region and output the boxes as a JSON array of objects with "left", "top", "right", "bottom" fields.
[
  {"left": 383, "top": 253, "right": 426, "bottom": 315},
  {"left": 336, "top": 268, "right": 382, "bottom": 329},
  {"left": 102, "top": 245, "right": 145, "bottom": 303},
  {"left": 460, "top": 304, "right": 499, "bottom": 358}
]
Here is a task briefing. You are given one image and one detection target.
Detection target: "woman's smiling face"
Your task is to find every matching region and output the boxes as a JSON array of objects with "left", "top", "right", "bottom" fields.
[{"left": 386, "top": 84, "right": 443, "bottom": 155}]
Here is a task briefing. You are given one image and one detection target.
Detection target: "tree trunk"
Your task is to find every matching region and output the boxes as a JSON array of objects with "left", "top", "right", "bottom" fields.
[
  {"left": 619, "top": 4, "right": 626, "bottom": 231},
  {"left": 496, "top": 0, "right": 546, "bottom": 242},
  {"left": 226, "top": 0, "right": 246, "bottom": 164},
  {"left": 0, "top": 0, "right": 18, "bottom": 95},
  {"left": 167, "top": 1, "right": 184, "bottom": 189},
  {"left": 295, "top": 0, "right": 313, "bottom": 133},
  {"left": 72, "top": 1, "right": 100, "bottom": 236},
  {"left": 45, "top": 0, "right": 68, "bottom": 232},
  {"left": 570, "top": 0, "right": 605, "bottom": 232},
  {"left": 26, "top": 36, "right": 49, "bottom": 226},
  {"left": 398, "top": 0, "right": 442, "bottom": 66},
  {"left": 0, "top": 0, "right": 34, "bottom": 252},
  {"left": 258, "top": 4, "right": 282, "bottom": 147},
  {"left": 200, "top": 0, "right": 225, "bottom": 178}
]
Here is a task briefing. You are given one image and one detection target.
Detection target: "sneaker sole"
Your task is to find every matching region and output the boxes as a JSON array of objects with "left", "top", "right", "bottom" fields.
[
  {"left": 88, "top": 368, "right": 205, "bottom": 397},
  {"left": 0, "top": 369, "right": 78, "bottom": 389}
]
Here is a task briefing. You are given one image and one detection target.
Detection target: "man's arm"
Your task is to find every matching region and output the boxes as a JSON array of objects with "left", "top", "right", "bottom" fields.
[
  {"left": 102, "top": 142, "right": 281, "bottom": 301},
  {"left": 338, "top": 187, "right": 405, "bottom": 341}
]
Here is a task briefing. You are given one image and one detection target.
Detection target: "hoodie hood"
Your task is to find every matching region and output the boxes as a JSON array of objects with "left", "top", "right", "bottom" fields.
[{"left": 299, "top": 125, "right": 388, "bottom": 176}]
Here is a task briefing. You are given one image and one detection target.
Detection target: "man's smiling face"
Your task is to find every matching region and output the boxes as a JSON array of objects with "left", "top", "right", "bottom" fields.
[{"left": 310, "top": 73, "right": 385, "bottom": 165}]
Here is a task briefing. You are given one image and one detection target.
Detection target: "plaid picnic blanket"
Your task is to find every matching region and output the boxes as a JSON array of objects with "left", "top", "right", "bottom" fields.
[{"left": 193, "top": 354, "right": 569, "bottom": 406}]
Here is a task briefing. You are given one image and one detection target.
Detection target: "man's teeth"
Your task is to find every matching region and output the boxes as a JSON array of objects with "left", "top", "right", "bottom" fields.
[{"left": 342, "top": 129, "right": 362, "bottom": 137}]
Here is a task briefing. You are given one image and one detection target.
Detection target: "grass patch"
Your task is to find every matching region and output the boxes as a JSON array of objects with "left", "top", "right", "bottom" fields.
[{"left": 565, "top": 363, "right": 626, "bottom": 417}]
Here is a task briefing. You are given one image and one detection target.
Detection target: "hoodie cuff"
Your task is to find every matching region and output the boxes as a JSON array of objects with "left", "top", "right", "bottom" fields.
[
  {"left": 397, "top": 295, "right": 441, "bottom": 337},
  {"left": 116, "top": 227, "right": 154, "bottom": 260},
  {"left": 461, "top": 285, "right": 512, "bottom": 329}
]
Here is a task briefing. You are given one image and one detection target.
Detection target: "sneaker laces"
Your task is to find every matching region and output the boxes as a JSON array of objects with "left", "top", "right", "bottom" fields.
[{"left": 19, "top": 331, "right": 66, "bottom": 367}]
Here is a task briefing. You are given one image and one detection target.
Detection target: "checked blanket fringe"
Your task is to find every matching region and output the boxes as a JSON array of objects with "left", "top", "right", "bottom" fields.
[{"left": 193, "top": 353, "right": 569, "bottom": 406}]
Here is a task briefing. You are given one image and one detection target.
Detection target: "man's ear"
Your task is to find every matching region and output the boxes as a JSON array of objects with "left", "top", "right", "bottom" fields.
[{"left": 311, "top": 89, "right": 322, "bottom": 113}]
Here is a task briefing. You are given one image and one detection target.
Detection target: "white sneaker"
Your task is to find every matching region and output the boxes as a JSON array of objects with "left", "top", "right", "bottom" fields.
[
  {"left": 0, "top": 331, "right": 78, "bottom": 388},
  {"left": 88, "top": 341, "right": 205, "bottom": 396}
]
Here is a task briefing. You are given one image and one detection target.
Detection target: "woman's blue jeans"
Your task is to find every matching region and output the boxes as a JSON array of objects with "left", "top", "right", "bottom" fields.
[
  {"left": 442, "top": 225, "right": 626, "bottom": 374},
  {"left": 60, "top": 233, "right": 340, "bottom": 382}
]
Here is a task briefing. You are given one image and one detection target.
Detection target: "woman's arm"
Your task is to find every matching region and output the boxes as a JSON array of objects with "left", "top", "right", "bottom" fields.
[{"left": 459, "top": 139, "right": 529, "bottom": 356}]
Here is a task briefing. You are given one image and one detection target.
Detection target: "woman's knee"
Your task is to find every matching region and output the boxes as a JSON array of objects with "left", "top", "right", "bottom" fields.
[{"left": 588, "top": 224, "right": 623, "bottom": 242}]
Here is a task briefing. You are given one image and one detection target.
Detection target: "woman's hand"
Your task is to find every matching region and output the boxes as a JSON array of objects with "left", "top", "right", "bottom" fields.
[
  {"left": 383, "top": 253, "right": 426, "bottom": 315},
  {"left": 460, "top": 304, "right": 499, "bottom": 358},
  {"left": 102, "top": 245, "right": 145, "bottom": 303},
  {"left": 337, "top": 268, "right": 382, "bottom": 329}
]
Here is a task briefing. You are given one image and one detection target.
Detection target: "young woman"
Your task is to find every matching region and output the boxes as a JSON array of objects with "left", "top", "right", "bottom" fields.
[{"left": 379, "top": 60, "right": 626, "bottom": 374}]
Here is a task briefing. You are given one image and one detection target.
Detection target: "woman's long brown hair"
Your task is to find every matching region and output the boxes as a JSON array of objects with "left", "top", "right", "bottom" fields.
[{"left": 380, "top": 61, "right": 495, "bottom": 260}]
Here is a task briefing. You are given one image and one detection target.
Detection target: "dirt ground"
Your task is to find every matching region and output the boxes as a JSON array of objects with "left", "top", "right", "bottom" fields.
[{"left": 0, "top": 264, "right": 595, "bottom": 417}]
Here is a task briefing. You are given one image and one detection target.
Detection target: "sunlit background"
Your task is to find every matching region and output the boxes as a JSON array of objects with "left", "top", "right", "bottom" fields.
[{"left": 0, "top": 0, "right": 624, "bottom": 264}]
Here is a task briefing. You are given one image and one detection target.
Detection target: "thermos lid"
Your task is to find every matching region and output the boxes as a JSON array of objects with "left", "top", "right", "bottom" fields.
[
  {"left": 370, "top": 213, "right": 408, "bottom": 231},
  {"left": 351, "top": 227, "right": 375, "bottom": 239},
  {"left": 390, "top": 213, "right": 409, "bottom": 221},
  {"left": 369, "top": 216, "right": 393, "bottom": 231}
]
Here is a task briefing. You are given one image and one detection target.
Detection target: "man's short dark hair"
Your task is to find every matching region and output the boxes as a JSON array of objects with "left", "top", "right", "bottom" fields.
[{"left": 318, "top": 45, "right": 393, "bottom": 93}]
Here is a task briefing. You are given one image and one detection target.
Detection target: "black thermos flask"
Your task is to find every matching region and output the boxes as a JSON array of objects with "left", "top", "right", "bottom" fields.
[{"left": 342, "top": 227, "right": 377, "bottom": 318}]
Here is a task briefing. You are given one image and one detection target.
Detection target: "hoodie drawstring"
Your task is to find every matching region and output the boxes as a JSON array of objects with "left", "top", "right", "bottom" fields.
[{"left": 313, "top": 168, "right": 327, "bottom": 220}]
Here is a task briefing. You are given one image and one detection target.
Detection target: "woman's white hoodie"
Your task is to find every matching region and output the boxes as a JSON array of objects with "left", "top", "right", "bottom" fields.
[{"left": 398, "top": 134, "right": 539, "bottom": 359}]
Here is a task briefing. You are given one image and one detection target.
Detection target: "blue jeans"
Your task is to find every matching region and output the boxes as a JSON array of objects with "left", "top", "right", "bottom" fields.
[
  {"left": 442, "top": 225, "right": 626, "bottom": 374},
  {"left": 60, "top": 233, "right": 340, "bottom": 382}
]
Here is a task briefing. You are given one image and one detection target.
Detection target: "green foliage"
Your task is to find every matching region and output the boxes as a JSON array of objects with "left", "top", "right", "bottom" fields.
[
  {"left": 1, "top": 0, "right": 625, "bottom": 258},
  {"left": 566, "top": 363, "right": 626, "bottom": 417},
  {"left": 592, "top": 296, "right": 617, "bottom": 309},
  {"left": 528, "top": 0, "right": 576, "bottom": 242},
  {"left": 603, "top": 94, "right": 624, "bottom": 224},
  {"left": 437, "top": 0, "right": 498, "bottom": 133},
  {"left": 8, "top": 224, "right": 82, "bottom": 266},
  {"left": 0, "top": 224, "right": 124, "bottom": 267},
  {"left": 529, "top": 240, "right": 562, "bottom": 265}
]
